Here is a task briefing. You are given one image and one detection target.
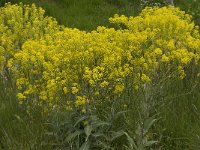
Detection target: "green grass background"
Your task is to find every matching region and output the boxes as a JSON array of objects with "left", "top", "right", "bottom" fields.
[
  {"left": 1, "top": 0, "right": 200, "bottom": 30},
  {"left": 1, "top": 0, "right": 200, "bottom": 149}
]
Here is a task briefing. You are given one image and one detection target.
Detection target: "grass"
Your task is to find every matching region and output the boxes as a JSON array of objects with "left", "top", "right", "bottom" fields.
[
  {"left": 2, "top": 70, "right": 200, "bottom": 149},
  {"left": 1, "top": 0, "right": 140, "bottom": 30},
  {"left": 1, "top": 0, "right": 200, "bottom": 30},
  {"left": 0, "top": 76, "right": 47, "bottom": 149},
  {"left": 1, "top": 0, "right": 200, "bottom": 149}
]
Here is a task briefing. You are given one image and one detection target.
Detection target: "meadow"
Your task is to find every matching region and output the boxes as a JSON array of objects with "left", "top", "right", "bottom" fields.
[{"left": 0, "top": 1, "right": 200, "bottom": 150}]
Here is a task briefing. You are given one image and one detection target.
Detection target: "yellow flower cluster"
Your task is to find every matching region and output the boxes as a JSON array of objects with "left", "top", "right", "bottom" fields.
[
  {"left": 4, "top": 4, "right": 200, "bottom": 110},
  {"left": 0, "top": 46, "right": 5, "bottom": 71},
  {"left": 109, "top": 6, "right": 200, "bottom": 79},
  {"left": 0, "top": 3, "right": 60, "bottom": 73}
]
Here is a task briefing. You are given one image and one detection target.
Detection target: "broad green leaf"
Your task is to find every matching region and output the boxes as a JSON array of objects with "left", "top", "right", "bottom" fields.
[
  {"left": 85, "top": 125, "right": 92, "bottom": 141},
  {"left": 143, "top": 116, "right": 157, "bottom": 135},
  {"left": 65, "top": 130, "right": 84, "bottom": 141},
  {"left": 74, "top": 115, "right": 87, "bottom": 127},
  {"left": 124, "top": 132, "right": 137, "bottom": 150},
  {"left": 80, "top": 141, "right": 90, "bottom": 150},
  {"left": 144, "top": 140, "right": 157, "bottom": 147}
]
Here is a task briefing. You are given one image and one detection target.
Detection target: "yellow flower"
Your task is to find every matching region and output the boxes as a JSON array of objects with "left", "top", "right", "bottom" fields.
[
  {"left": 89, "top": 79, "right": 95, "bottom": 86},
  {"left": 39, "top": 91, "right": 48, "bottom": 101},
  {"left": 66, "top": 106, "right": 72, "bottom": 111},
  {"left": 181, "top": 57, "right": 190, "bottom": 64},
  {"left": 154, "top": 48, "right": 162, "bottom": 55},
  {"left": 141, "top": 74, "right": 151, "bottom": 82},
  {"left": 100, "top": 81, "right": 109, "bottom": 88},
  {"left": 75, "top": 96, "right": 87, "bottom": 107},
  {"left": 63, "top": 87, "right": 68, "bottom": 94},
  {"left": 95, "top": 91, "right": 100, "bottom": 96},
  {"left": 134, "top": 85, "right": 139, "bottom": 90},
  {"left": 178, "top": 66, "right": 186, "bottom": 79},
  {"left": 81, "top": 109, "right": 86, "bottom": 113},
  {"left": 17, "top": 93, "right": 26, "bottom": 100},
  {"left": 114, "top": 84, "right": 124, "bottom": 93},
  {"left": 161, "top": 54, "right": 170, "bottom": 62},
  {"left": 72, "top": 87, "right": 79, "bottom": 94},
  {"left": 7, "top": 5, "right": 200, "bottom": 111}
]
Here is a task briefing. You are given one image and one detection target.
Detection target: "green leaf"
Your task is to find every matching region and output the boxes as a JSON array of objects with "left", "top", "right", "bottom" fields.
[
  {"left": 85, "top": 125, "right": 92, "bottom": 141},
  {"left": 96, "top": 140, "right": 111, "bottom": 149},
  {"left": 80, "top": 141, "right": 90, "bottom": 150},
  {"left": 92, "top": 121, "right": 110, "bottom": 128},
  {"left": 144, "top": 140, "right": 157, "bottom": 147},
  {"left": 135, "top": 124, "right": 143, "bottom": 146},
  {"left": 92, "top": 132, "right": 106, "bottom": 138},
  {"left": 74, "top": 115, "right": 87, "bottom": 127},
  {"left": 124, "top": 132, "right": 137, "bottom": 150},
  {"left": 143, "top": 116, "right": 157, "bottom": 135},
  {"left": 65, "top": 130, "right": 84, "bottom": 141},
  {"left": 110, "top": 130, "right": 124, "bottom": 141}
]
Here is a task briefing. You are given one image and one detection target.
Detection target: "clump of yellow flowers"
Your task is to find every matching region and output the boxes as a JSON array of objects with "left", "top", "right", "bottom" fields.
[
  {"left": 0, "top": 3, "right": 60, "bottom": 73},
  {"left": 2, "top": 4, "right": 200, "bottom": 111}
]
